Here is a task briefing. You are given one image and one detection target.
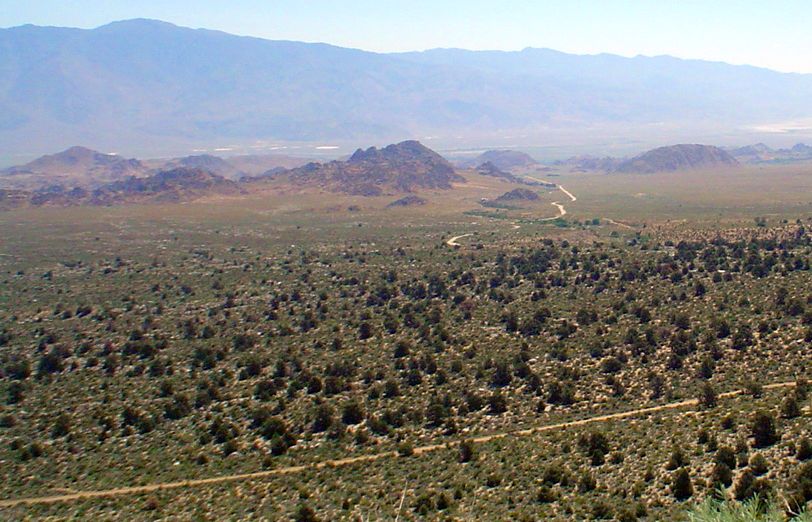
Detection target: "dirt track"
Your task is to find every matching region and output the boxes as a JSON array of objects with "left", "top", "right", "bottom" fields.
[
  {"left": 0, "top": 381, "right": 796, "bottom": 509},
  {"left": 446, "top": 233, "right": 473, "bottom": 247},
  {"left": 603, "top": 217, "right": 636, "bottom": 230},
  {"left": 524, "top": 177, "right": 574, "bottom": 221}
]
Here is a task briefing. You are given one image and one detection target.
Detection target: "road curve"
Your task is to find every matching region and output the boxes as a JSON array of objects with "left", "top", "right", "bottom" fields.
[
  {"left": 0, "top": 381, "right": 796, "bottom": 509},
  {"left": 446, "top": 233, "right": 473, "bottom": 247}
]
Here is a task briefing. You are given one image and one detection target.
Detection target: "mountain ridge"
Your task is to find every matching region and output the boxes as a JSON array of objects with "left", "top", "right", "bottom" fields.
[{"left": 2, "top": 19, "right": 812, "bottom": 157}]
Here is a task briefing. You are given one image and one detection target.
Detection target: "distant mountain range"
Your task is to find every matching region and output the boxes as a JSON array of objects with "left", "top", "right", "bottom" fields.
[
  {"left": 0, "top": 146, "right": 308, "bottom": 190},
  {"left": 728, "top": 143, "right": 812, "bottom": 163},
  {"left": 2, "top": 19, "right": 812, "bottom": 157}
]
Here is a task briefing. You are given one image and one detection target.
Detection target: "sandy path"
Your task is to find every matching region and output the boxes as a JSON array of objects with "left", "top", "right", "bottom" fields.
[{"left": 0, "top": 381, "right": 796, "bottom": 509}]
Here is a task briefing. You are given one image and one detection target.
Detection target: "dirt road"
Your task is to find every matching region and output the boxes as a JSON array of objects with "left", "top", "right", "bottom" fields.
[
  {"left": 0, "top": 381, "right": 796, "bottom": 509},
  {"left": 446, "top": 233, "right": 473, "bottom": 247},
  {"left": 523, "top": 176, "right": 575, "bottom": 220},
  {"left": 603, "top": 217, "right": 636, "bottom": 230}
]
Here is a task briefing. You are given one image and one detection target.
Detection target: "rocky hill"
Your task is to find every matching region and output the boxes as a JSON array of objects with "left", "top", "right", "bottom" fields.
[
  {"left": 614, "top": 144, "right": 740, "bottom": 174},
  {"left": 270, "top": 141, "right": 465, "bottom": 196},
  {"left": 0, "top": 146, "right": 148, "bottom": 189}
]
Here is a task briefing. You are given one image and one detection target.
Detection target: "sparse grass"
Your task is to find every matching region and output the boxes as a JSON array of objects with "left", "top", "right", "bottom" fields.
[{"left": 686, "top": 496, "right": 812, "bottom": 522}]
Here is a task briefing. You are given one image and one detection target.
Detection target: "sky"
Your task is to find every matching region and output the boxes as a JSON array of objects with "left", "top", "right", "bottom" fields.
[{"left": 1, "top": 0, "right": 811, "bottom": 73}]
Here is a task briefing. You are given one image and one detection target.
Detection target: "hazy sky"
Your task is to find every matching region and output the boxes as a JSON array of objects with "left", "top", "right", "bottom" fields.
[{"left": 1, "top": 0, "right": 811, "bottom": 73}]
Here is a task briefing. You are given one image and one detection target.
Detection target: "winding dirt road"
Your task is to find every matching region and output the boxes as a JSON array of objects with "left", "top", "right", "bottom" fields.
[
  {"left": 0, "top": 381, "right": 796, "bottom": 509},
  {"left": 540, "top": 201, "right": 567, "bottom": 221}
]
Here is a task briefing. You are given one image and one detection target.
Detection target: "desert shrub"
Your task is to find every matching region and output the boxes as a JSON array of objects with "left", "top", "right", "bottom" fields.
[
  {"left": 488, "top": 392, "right": 507, "bottom": 415},
  {"left": 750, "top": 411, "right": 778, "bottom": 448},
  {"left": 781, "top": 394, "right": 801, "bottom": 419},
  {"left": 699, "top": 382, "right": 718, "bottom": 409},
  {"left": 312, "top": 403, "right": 334, "bottom": 433},
  {"left": 749, "top": 453, "right": 769, "bottom": 476},
  {"left": 733, "top": 469, "right": 772, "bottom": 502},
  {"left": 579, "top": 431, "right": 610, "bottom": 466},
  {"left": 536, "top": 485, "right": 559, "bottom": 503},
  {"left": 798, "top": 438, "right": 812, "bottom": 461},
  {"left": 341, "top": 400, "right": 365, "bottom": 425},
  {"left": 51, "top": 413, "right": 71, "bottom": 438},
  {"left": 710, "top": 462, "right": 733, "bottom": 488},
  {"left": 293, "top": 504, "right": 319, "bottom": 522},
  {"left": 715, "top": 446, "right": 737, "bottom": 469},
  {"left": 459, "top": 439, "right": 476, "bottom": 463},
  {"left": 672, "top": 468, "right": 693, "bottom": 501},
  {"left": 397, "top": 441, "right": 414, "bottom": 457}
]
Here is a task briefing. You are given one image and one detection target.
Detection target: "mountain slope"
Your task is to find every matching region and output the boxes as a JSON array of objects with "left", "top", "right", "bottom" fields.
[{"left": 2, "top": 20, "right": 812, "bottom": 157}]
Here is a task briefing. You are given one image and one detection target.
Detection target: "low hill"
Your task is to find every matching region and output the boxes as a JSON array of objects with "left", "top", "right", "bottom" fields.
[
  {"left": 614, "top": 144, "right": 739, "bottom": 174},
  {"left": 495, "top": 188, "right": 540, "bottom": 202},
  {"left": 474, "top": 161, "right": 521, "bottom": 183},
  {"left": 557, "top": 155, "right": 623, "bottom": 172},
  {"left": 730, "top": 143, "right": 775, "bottom": 162},
  {"left": 270, "top": 140, "right": 465, "bottom": 196},
  {"left": 0, "top": 146, "right": 148, "bottom": 189},
  {"left": 225, "top": 154, "right": 310, "bottom": 177},
  {"left": 461, "top": 150, "right": 538, "bottom": 170},
  {"left": 154, "top": 155, "right": 244, "bottom": 180},
  {"left": 386, "top": 195, "right": 427, "bottom": 208}
]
